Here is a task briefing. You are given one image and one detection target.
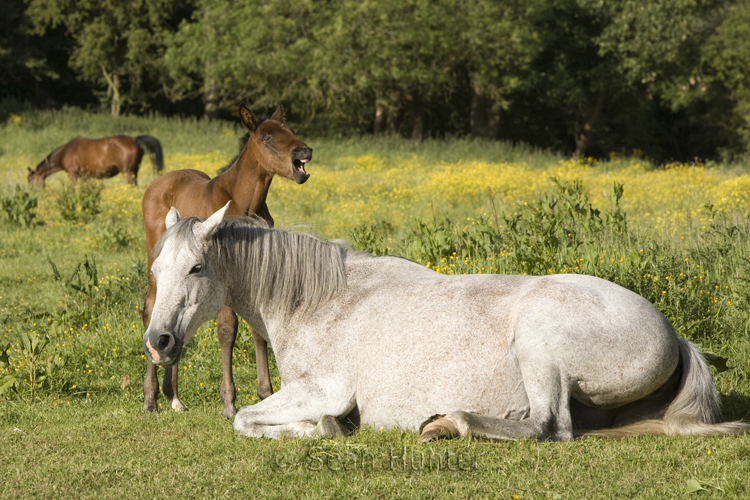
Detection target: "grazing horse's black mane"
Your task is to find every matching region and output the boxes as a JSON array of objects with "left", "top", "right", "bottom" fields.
[{"left": 32, "top": 146, "right": 62, "bottom": 173}]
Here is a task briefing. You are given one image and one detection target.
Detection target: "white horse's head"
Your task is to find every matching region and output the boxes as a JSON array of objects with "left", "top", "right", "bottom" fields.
[{"left": 143, "top": 202, "right": 231, "bottom": 366}]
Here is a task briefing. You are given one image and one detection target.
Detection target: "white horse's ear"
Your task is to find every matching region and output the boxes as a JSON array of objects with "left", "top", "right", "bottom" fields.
[
  {"left": 194, "top": 201, "right": 232, "bottom": 242},
  {"left": 165, "top": 207, "right": 181, "bottom": 229}
]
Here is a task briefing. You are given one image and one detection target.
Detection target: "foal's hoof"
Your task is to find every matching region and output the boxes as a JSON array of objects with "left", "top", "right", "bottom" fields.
[
  {"left": 312, "top": 415, "right": 348, "bottom": 438},
  {"left": 170, "top": 399, "right": 187, "bottom": 412},
  {"left": 223, "top": 404, "right": 237, "bottom": 419},
  {"left": 419, "top": 414, "right": 460, "bottom": 442},
  {"left": 257, "top": 385, "right": 274, "bottom": 400},
  {"left": 144, "top": 400, "right": 159, "bottom": 413}
]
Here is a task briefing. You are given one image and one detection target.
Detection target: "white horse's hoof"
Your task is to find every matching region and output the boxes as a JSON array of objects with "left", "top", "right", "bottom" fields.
[
  {"left": 312, "top": 415, "right": 348, "bottom": 437},
  {"left": 419, "top": 414, "right": 460, "bottom": 442}
]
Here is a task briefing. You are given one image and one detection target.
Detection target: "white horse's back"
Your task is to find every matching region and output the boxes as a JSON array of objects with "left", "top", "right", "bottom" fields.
[{"left": 335, "top": 258, "right": 679, "bottom": 430}]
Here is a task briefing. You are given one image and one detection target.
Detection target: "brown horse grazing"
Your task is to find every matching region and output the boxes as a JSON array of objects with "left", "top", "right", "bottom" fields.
[
  {"left": 28, "top": 135, "right": 164, "bottom": 187},
  {"left": 141, "top": 104, "right": 312, "bottom": 417}
]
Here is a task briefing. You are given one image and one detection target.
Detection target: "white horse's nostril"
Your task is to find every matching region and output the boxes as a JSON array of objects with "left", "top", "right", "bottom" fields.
[{"left": 157, "top": 334, "right": 171, "bottom": 350}]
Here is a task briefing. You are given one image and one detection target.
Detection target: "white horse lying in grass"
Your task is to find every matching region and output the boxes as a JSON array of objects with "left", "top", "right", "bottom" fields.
[{"left": 143, "top": 203, "right": 749, "bottom": 441}]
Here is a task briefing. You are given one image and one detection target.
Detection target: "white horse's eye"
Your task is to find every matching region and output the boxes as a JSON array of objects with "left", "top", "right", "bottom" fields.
[{"left": 189, "top": 264, "right": 202, "bottom": 275}]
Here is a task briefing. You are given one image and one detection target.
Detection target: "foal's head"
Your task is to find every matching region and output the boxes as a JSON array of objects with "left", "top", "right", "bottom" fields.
[{"left": 239, "top": 104, "right": 312, "bottom": 184}]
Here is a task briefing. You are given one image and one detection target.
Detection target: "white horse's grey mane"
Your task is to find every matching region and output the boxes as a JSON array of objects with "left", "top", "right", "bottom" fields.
[{"left": 154, "top": 216, "right": 348, "bottom": 316}]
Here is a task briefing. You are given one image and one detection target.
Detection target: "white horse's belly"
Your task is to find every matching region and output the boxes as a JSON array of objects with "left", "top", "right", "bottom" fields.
[{"left": 347, "top": 277, "right": 531, "bottom": 430}]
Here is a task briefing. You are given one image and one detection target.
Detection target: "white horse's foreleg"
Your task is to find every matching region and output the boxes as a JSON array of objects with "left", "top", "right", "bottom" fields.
[{"left": 233, "top": 382, "right": 354, "bottom": 439}]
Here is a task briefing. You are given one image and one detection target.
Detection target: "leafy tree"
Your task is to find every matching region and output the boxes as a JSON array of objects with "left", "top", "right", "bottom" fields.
[
  {"left": 26, "top": 0, "right": 188, "bottom": 115},
  {"left": 165, "top": 0, "right": 319, "bottom": 118},
  {"left": 0, "top": 0, "right": 65, "bottom": 106},
  {"left": 703, "top": 0, "right": 750, "bottom": 156}
]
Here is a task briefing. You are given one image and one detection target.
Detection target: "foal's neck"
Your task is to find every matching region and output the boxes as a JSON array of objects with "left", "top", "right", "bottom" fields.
[{"left": 214, "top": 146, "right": 273, "bottom": 217}]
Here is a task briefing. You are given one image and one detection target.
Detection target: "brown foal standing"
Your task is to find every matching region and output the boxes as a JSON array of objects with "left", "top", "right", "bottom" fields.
[{"left": 140, "top": 104, "right": 312, "bottom": 417}]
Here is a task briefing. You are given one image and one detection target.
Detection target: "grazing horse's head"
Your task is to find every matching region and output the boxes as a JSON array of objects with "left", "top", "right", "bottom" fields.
[
  {"left": 143, "top": 203, "right": 231, "bottom": 366},
  {"left": 239, "top": 104, "right": 313, "bottom": 184},
  {"left": 27, "top": 159, "right": 49, "bottom": 187}
]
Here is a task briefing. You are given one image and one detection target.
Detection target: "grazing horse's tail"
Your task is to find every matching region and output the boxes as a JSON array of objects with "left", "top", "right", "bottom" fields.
[
  {"left": 135, "top": 135, "right": 164, "bottom": 173},
  {"left": 579, "top": 339, "right": 750, "bottom": 438}
]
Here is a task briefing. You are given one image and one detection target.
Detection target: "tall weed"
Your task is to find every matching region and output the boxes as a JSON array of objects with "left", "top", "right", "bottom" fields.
[
  {"left": 393, "top": 179, "right": 747, "bottom": 346},
  {"left": 55, "top": 180, "right": 104, "bottom": 223},
  {"left": 1, "top": 185, "right": 38, "bottom": 227}
]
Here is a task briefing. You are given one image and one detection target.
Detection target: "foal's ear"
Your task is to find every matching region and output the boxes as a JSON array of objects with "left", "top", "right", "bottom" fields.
[
  {"left": 165, "top": 207, "right": 182, "bottom": 229},
  {"left": 193, "top": 201, "right": 231, "bottom": 242},
  {"left": 239, "top": 104, "right": 257, "bottom": 132},
  {"left": 270, "top": 104, "right": 285, "bottom": 124}
]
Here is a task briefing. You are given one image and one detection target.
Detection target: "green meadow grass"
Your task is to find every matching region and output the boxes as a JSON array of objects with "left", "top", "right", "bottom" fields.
[{"left": 1, "top": 107, "right": 750, "bottom": 499}]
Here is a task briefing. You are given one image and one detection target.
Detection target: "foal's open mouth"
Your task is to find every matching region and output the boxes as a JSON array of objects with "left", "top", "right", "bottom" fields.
[{"left": 292, "top": 158, "right": 311, "bottom": 184}]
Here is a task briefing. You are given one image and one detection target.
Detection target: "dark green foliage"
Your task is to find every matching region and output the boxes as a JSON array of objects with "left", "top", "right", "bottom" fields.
[
  {"left": 386, "top": 179, "right": 748, "bottom": 346},
  {"left": 1, "top": 185, "right": 38, "bottom": 227},
  {"left": 5, "top": 0, "right": 750, "bottom": 160},
  {"left": 348, "top": 223, "right": 390, "bottom": 256},
  {"left": 55, "top": 180, "right": 103, "bottom": 223},
  {"left": 48, "top": 255, "right": 104, "bottom": 327}
]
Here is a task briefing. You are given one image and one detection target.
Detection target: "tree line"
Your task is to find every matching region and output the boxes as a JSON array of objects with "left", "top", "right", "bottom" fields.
[{"left": 3, "top": 0, "right": 750, "bottom": 161}]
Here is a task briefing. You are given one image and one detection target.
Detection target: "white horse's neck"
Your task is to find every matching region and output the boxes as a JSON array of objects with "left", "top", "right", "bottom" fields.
[{"left": 216, "top": 225, "right": 348, "bottom": 341}]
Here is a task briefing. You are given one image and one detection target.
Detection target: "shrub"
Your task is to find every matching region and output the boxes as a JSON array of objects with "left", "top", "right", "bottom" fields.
[
  {"left": 1, "top": 185, "right": 38, "bottom": 227},
  {"left": 55, "top": 180, "right": 103, "bottom": 223}
]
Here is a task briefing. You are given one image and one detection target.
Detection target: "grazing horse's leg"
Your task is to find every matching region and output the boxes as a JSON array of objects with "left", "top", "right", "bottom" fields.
[
  {"left": 253, "top": 331, "right": 274, "bottom": 400},
  {"left": 217, "top": 307, "right": 238, "bottom": 418},
  {"left": 233, "top": 383, "right": 353, "bottom": 439}
]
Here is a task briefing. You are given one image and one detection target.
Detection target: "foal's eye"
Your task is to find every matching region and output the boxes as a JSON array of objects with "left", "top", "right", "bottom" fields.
[
  {"left": 189, "top": 264, "right": 202, "bottom": 275},
  {"left": 262, "top": 134, "right": 272, "bottom": 143}
]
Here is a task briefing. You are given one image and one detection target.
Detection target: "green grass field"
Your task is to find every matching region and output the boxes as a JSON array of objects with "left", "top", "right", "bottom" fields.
[{"left": 1, "top": 108, "right": 750, "bottom": 499}]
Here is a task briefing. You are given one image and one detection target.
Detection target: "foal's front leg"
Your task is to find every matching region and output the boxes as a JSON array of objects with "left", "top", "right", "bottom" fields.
[
  {"left": 162, "top": 364, "right": 186, "bottom": 411},
  {"left": 217, "top": 306, "right": 238, "bottom": 417},
  {"left": 253, "top": 331, "right": 274, "bottom": 400}
]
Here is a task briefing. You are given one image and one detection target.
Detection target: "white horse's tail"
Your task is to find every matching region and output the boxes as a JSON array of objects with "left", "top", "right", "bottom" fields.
[{"left": 580, "top": 339, "right": 750, "bottom": 438}]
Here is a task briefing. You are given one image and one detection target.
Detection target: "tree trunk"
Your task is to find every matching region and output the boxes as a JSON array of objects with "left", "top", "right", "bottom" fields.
[
  {"left": 574, "top": 87, "right": 606, "bottom": 157},
  {"left": 470, "top": 86, "right": 500, "bottom": 139},
  {"left": 470, "top": 87, "right": 488, "bottom": 138},
  {"left": 100, "top": 64, "right": 121, "bottom": 117},
  {"left": 412, "top": 101, "right": 424, "bottom": 140},
  {"left": 387, "top": 107, "right": 402, "bottom": 136},
  {"left": 111, "top": 74, "right": 121, "bottom": 116},
  {"left": 488, "top": 101, "right": 501, "bottom": 139},
  {"left": 202, "top": 7, "right": 219, "bottom": 120},
  {"left": 204, "top": 73, "right": 219, "bottom": 120},
  {"left": 373, "top": 101, "right": 385, "bottom": 136}
]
